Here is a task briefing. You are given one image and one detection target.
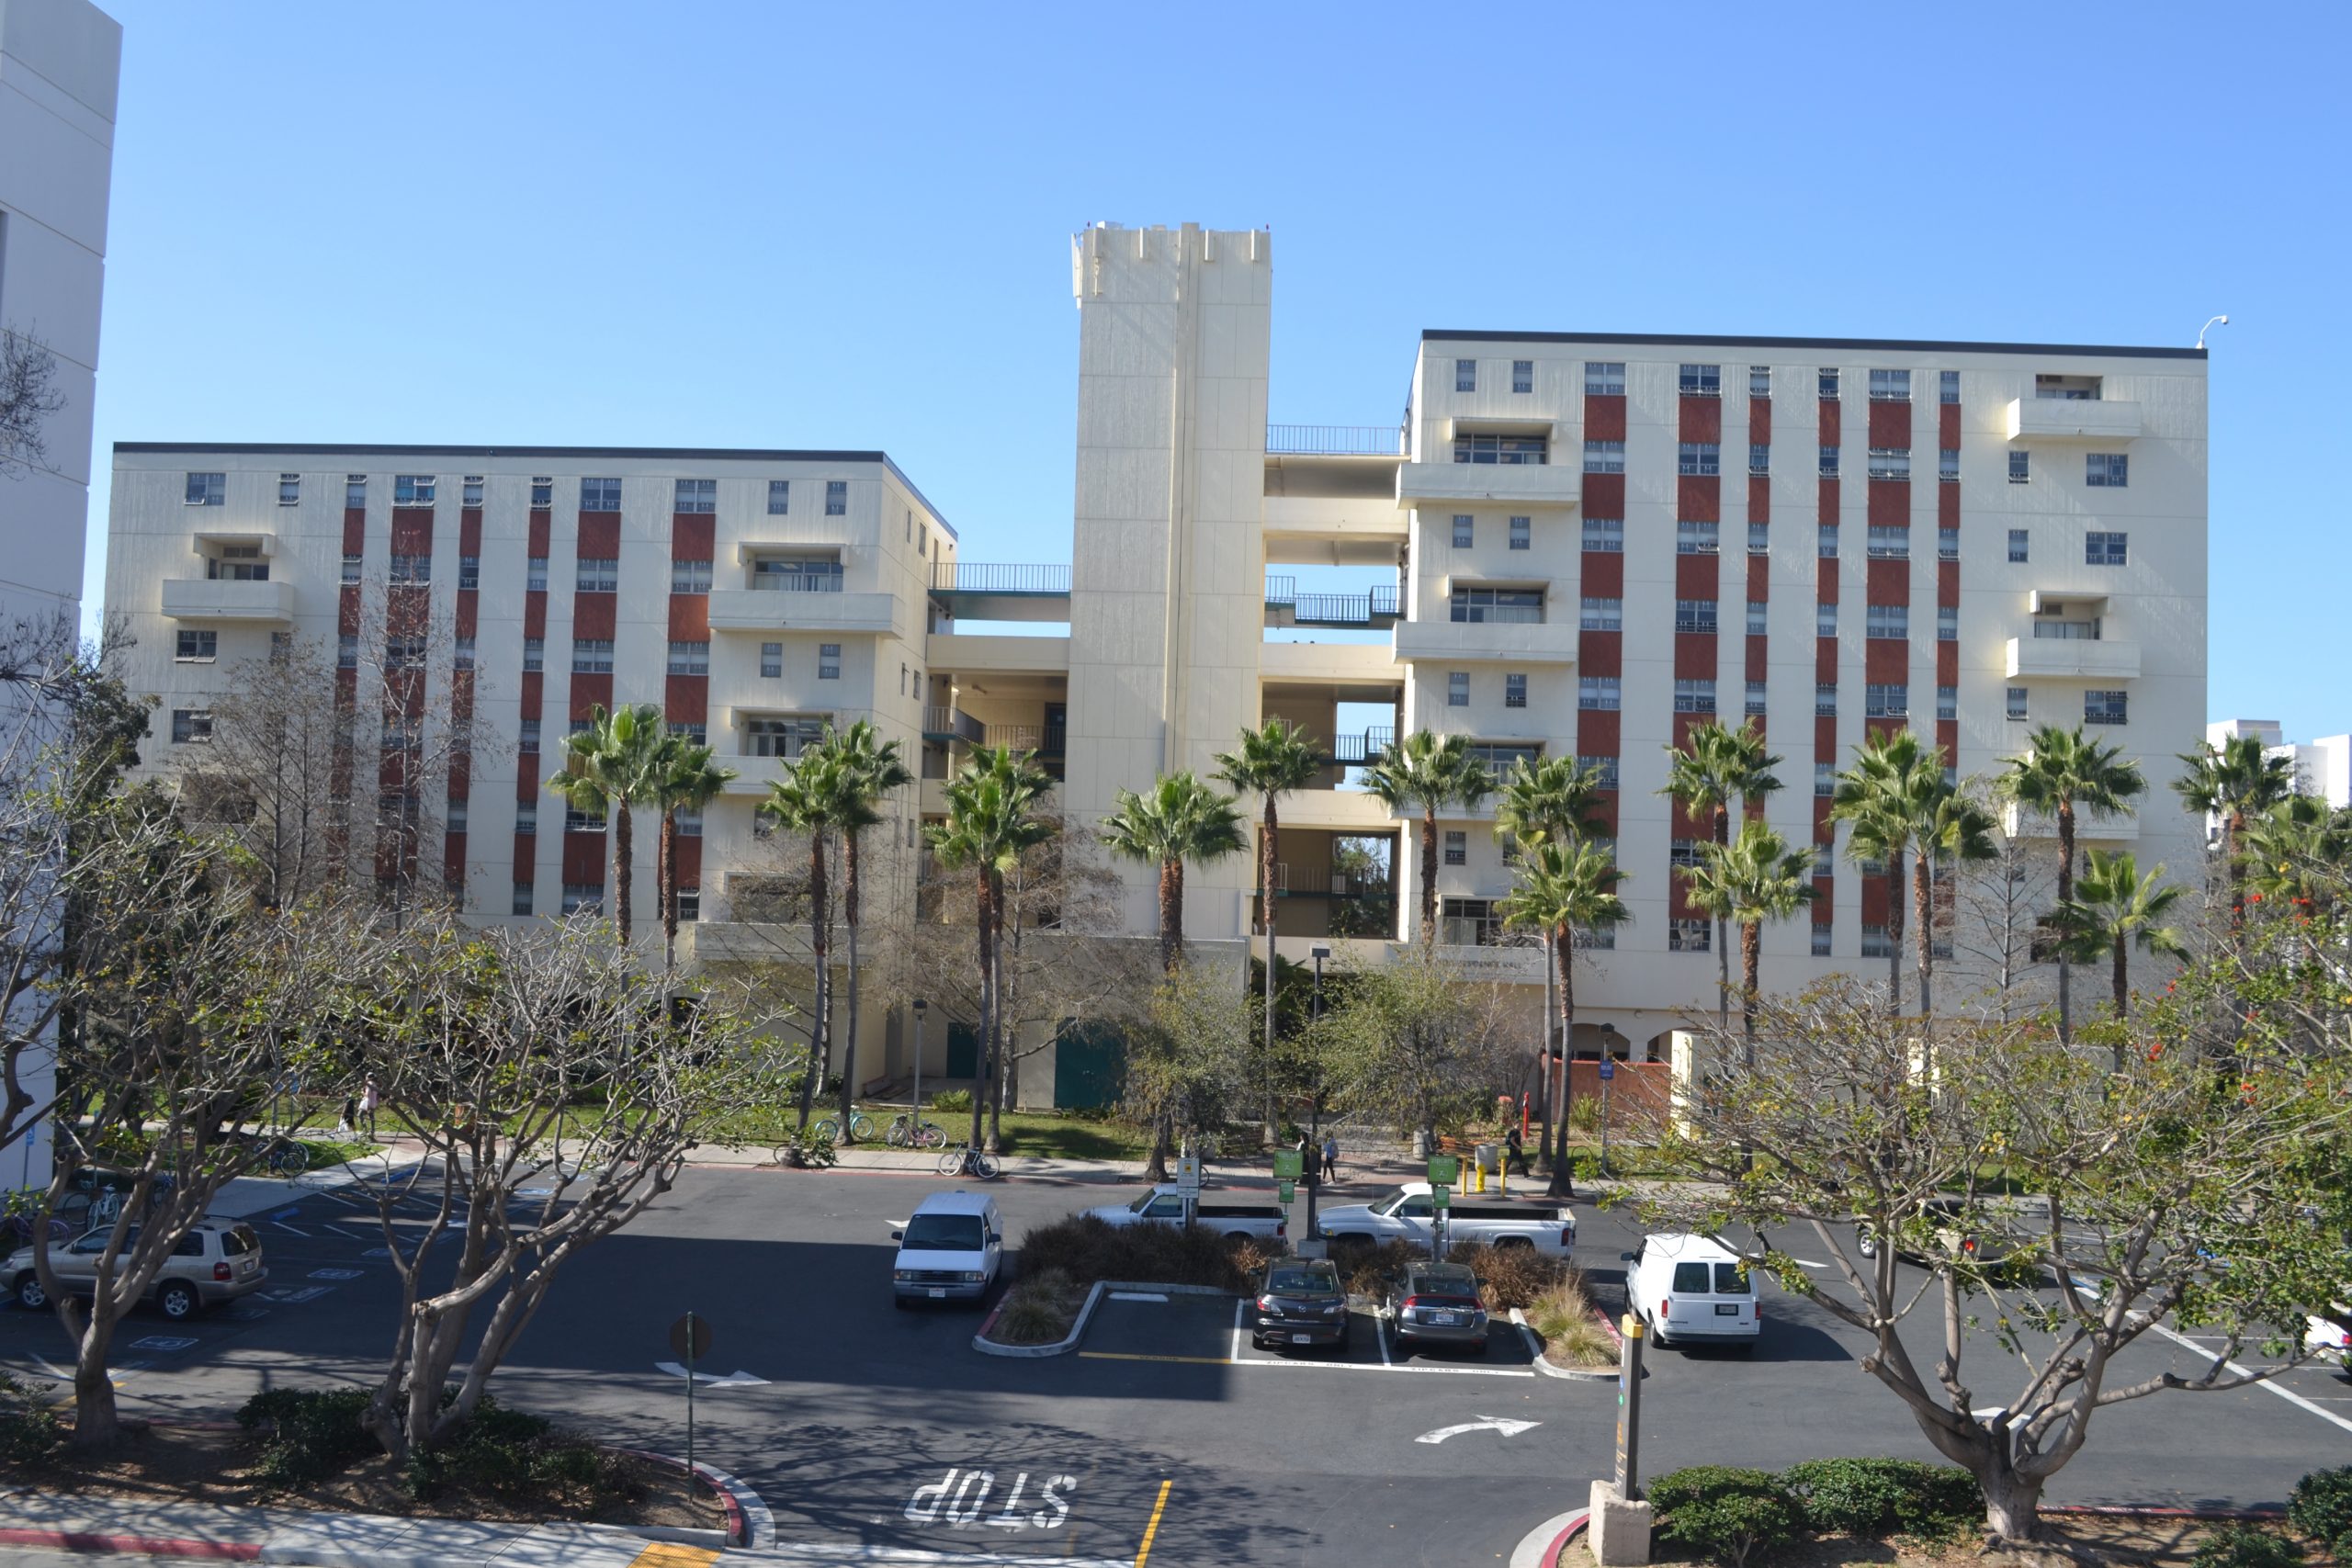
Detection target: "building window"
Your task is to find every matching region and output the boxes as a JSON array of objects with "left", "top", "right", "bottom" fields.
[
  {"left": 2006, "top": 686, "right": 2028, "bottom": 721},
  {"left": 1747, "top": 521, "right": 1770, "bottom": 555},
  {"left": 667, "top": 640, "right": 710, "bottom": 676},
  {"left": 170, "top": 709, "right": 213, "bottom": 744},
  {"left": 185, "top": 471, "right": 226, "bottom": 506},
  {"left": 530, "top": 476, "right": 552, "bottom": 508},
  {"left": 383, "top": 635, "right": 425, "bottom": 671},
  {"left": 1579, "top": 755, "right": 1620, "bottom": 791},
  {"left": 1582, "top": 440, "right": 1625, "bottom": 474},
  {"left": 1865, "top": 683, "right": 1908, "bottom": 718},
  {"left": 672, "top": 558, "right": 713, "bottom": 592},
  {"left": 669, "top": 721, "right": 707, "bottom": 746},
  {"left": 1939, "top": 448, "right": 1959, "bottom": 483},
  {"left": 1861, "top": 923, "right": 1895, "bottom": 958},
  {"left": 518, "top": 717, "right": 541, "bottom": 753},
  {"left": 1679, "top": 363, "right": 1722, "bottom": 398},
  {"left": 446, "top": 797, "right": 469, "bottom": 835},
  {"left": 1868, "top": 368, "right": 1911, "bottom": 402},
  {"left": 511, "top": 883, "right": 534, "bottom": 917},
  {"left": 1675, "top": 599, "right": 1719, "bottom": 634},
  {"left": 1581, "top": 517, "right": 1624, "bottom": 553},
  {"left": 1746, "top": 680, "right": 1768, "bottom": 716},
  {"left": 2008, "top": 450, "right": 2030, "bottom": 484},
  {"left": 1937, "top": 684, "right": 1957, "bottom": 722},
  {"left": 676, "top": 886, "right": 701, "bottom": 923},
  {"left": 1746, "top": 601, "right": 1767, "bottom": 636},
  {"left": 1815, "top": 760, "right": 1836, "bottom": 796},
  {"left": 2007, "top": 528, "right": 2030, "bottom": 563},
  {"left": 1818, "top": 524, "right": 1838, "bottom": 559},
  {"left": 572, "top": 638, "right": 615, "bottom": 673},
  {"left": 1668, "top": 837, "right": 1702, "bottom": 869},
  {"left": 175, "top": 629, "right": 218, "bottom": 662},
  {"left": 1815, "top": 683, "right": 1838, "bottom": 717},
  {"left": 341, "top": 553, "right": 362, "bottom": 583},
  {"left": 1867, "top": 447, "right": 1910, "bottom": 480},
  {"left": 1748, "top": 443, "right": 1770, "bottom": 477},
  {"left": 389, "top": 554, "right": 431, "bottom": 584},
  {"left": 1676, "top": 521, "right": 1719, "bottom": 555},
  {"left": 1678, "top": 442, "right": 1721, "bottom": 476},
  {"left": 1674, "top": 678, "right": 1717, "bottom": 714},
  {"left": 275, "top": 472, "right": 300, "bottom": 506},
  {"left": 451, "top": 554, "right": 477, "bottom": 590},
  {"left": 2086, "top": 689, "right": 2129, "bottom": 726},
  {"left": 1668, "top": 919, "right": 1712, "bottom": 953},
  {"left": 766, "top": 479, "right": 791, "bottom": 515},
  {"left": 1816, "top": 604, "right": 1838, "bottom": 637},
  {"left": 747, "top": 716, "right": 828, "bottom": 759},
  {"left": 1578, "top": 676, "right": 1621, "bottom": 712},
  {"left": 1444, "top": 829, "right": 1467, "bottom": 866},
  {"left": 337, "top": 634, "right": 357, "bottom": 669},
  {"left": 393, "top": 474, "right": 436, "bottom": 506},
  {"left": 1509, "top": 514, "right": 1530, "bottom": 550},
  {"left": 1452, "top": 513, "right": 1474, "bottom": 548},
  {"left": 1584, "top": 361, "right": 1625, "bottom": 396},
  {"left": 1451, "top": 587, "right": 1544, "bottom": 624},
  {"left": 1938, "top": 605, "right": 1958, "bottom": 641},
  {"left": 1454, "top": 433, "right": 1546, "bottom": 464},
  {"left": 461, "top": 476, "right": 483, "bottom": 507},
  {"left": 824, "top": 479, "right": 848, "bottom": 515},
  {"left": 582, "top": 477, "right": 622, "bottom": 511},
  {"left": 1817, "top": 367, "right": 1840, "bottom": 400},
  {"left": 564, "top": 799, "right": 608, "bottom": 832},
  {"left": 1506, "top": 672, "right": 1528, "bottom": 708},
  {"left": 526, "top": 556, "right": 548, "bottom": 591},
  {"left": 675, "top": 478, "right": 717, "bottom": 513},
  {"left": 1939, "top": 527, "right": 1959, "bottom": 561},
  {"left": 2086, "top": 452, "right": 2129, "bottom": 488},
  {"left": 668, "top": 805, "right": 702, "bottom": 840},
  {"left": 1865, "top": 525, "right": 1909, "bottom": 558},
  {"left": 345, "top": 474, "right": 368, "bottom": 507},
  {"left": 1447, "top": 671, "right": 1470, "bottom": 707},
  {"left": 819, "top": 642, "right": 842, "bottom": 680},
  {"left": 2086, "top": 531, "right": 2129, "bottom": 567},
  {"left": 1939, "top": 370, "right": 1960, "bottom": 404},
  {"left": 1454, "top": 358, "right": 1477, "bottom": 393},
  {"left": 561, "top": 884, "right": 604, "bottom": 915},
  {"left": 1580, "top": 596, "right": 1623, "bottom": 631},
  {"left": 453, "top": 636, "right": 476, "bottom": 671},
  {"left": 1818, "top": 445, "right": 1841, "bottom": 478},
  {"left": 576, "top": 558, "right": 619, "bottom": 592},
  {"left": 760, "top": 641, "right": 783, "bottom": 678},
  {"left": 1749, "top": 365, "right": 1771, "bottom": 398},
  {"left": 508, "top": 636, "right": 537, "bottom": 676},
  {"left": 1511, "top": 359, "right": 1533, "bottom": 394},
  {"left": 1810, "top": 923, "right": 1832, "bottom": 956},
  {"left": 1866, "top": 604, "right": 1907, "bottom": 640}
]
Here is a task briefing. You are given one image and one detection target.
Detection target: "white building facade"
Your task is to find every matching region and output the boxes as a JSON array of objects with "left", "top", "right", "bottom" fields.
[{"left": 2208, "top": 719, "right": 2351, "bottom": 812}]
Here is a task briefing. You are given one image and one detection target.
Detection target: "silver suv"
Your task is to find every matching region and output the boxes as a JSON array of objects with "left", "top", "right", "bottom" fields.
[{"left": 6, "top": 1218, "right": 267, "bottom": 1321}]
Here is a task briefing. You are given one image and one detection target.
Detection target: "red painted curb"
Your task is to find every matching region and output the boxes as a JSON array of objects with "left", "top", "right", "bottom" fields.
[
  {"left": 0, "top": 1528, "right": 261, "bottom": 1559},
  {"left": 1537, "top": 1508, "right": 1591, "bottom": 1568},
  {"left": 617, "top": 1446, "right": 749, "bottom": 1548}
]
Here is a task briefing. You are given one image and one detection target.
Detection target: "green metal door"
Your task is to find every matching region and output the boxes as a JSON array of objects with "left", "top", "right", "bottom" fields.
[
  {"left": 944, "top": 1021, "right": 979, "bottom": 1079},
  {"left": 1052, "top": 1021, "right": 1126, "bottom": 1111}
]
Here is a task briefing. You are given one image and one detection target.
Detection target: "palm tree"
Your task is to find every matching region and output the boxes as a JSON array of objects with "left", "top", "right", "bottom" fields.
[
  {"left": 1679, "top": 823, "right": 1816, "bottom": 1061},
  {"left": 826, "top": 721, "right": 915, "bottom": 1134},
  {"left": 2050, "top": 852, "right": 2188, "bottom": 1066},
  {"left": 653, "top": 742, "right": 736, "bottom": 973},
  {"left": 2000, "top": 725, "right": 2148, "bottom": 1040},
  {"left": 1493, "top": 756, "right": 1611, "bottom": 1179},
  {"left": 1829, "top": 729, "right": 1940, "bottom": 1014},
  {"left": 1099, "top": 771, "right": 1250, "bottom": 978},
  {"left": 2243, "top": 795, "right": 2352, "bottom": 917},
  {"left": 1363, "top": 730, "right": 1491, "bottom": 944},
  {"left": 1498, "top": 840, "right": 1631, "bottom": 1197},
  {"left": 546, "top": 703, "right": 671, "bottom": 949},
  {"left": 762, "top": 742, "right": 859, "bottom": 1134},
  {"left": 1908, "top": 788, "right": 1999, "bottom": 1017},
  {"left": 1214, "top": 717, "right": 1325, "bottom": 1141},
  {"left": 2172, "top": 733, "right": 2296, "bottom": 929},
  {"left": 926, "top": 747, "right": 1057, "bottom": 1154},
  {"left": 1660, "top": 721, "right": 1783, "bottom": 1030}
]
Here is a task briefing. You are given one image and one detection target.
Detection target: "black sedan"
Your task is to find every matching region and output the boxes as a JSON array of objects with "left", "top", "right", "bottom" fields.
[{"left": 1251, "top": 1258, "right": 1349, "bottom": 1350}]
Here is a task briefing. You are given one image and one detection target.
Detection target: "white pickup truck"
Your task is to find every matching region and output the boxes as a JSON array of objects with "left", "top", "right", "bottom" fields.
[
  {"left": 1082, "top": 1185, "right": 1290, "bottom": 1244},
  {"left": 1317, "top": 1182, "right": 1576, "bottom": 1256}
]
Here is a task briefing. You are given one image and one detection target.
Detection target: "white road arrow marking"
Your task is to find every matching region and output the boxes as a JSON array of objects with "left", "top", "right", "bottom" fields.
[
  {"left": 654, "top": 1361, "right": 769, "bottom": 1386},
  {"left": 1415, "top": 1415, "right": 1541, "bottom": 1444}
]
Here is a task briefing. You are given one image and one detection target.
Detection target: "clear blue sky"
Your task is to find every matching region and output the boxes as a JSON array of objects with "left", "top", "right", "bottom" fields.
[{"left": 82, "top": 0, "right": 2348, "bottom": 739}]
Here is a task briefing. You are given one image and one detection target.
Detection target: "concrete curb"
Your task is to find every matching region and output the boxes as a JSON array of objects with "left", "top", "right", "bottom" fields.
[
  {"left": 0, "top": 1528, "right": 259, "bottom": 1560},
  {"left": 616, "top": 1446, "right": 774, "bottom": 1548},
  {"left": 972, "top": 1280, "right": 1233, "bottom": 1359},
  {"left": 1508, "top": 1506, "right": 1590, "bottom": 1568},
  {"left": 1508, "top": 1309, "right": 1617, "bottom": 1382}
]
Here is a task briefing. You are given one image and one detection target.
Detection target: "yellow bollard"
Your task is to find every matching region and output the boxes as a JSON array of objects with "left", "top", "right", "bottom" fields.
[
  {"left": 1472, "top": 1163, "right": 1486, "bottom": 1194},
  {"left": 1498, "top": 1160, "right": 1508, "bottom": 1196}
]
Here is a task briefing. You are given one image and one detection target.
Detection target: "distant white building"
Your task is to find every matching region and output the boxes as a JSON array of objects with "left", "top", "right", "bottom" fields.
[{"left": 2208, "top": 719, "right": 2351, "bottom": 809}]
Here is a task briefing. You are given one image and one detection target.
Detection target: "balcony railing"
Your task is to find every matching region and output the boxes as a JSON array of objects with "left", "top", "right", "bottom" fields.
[
  {"left": 1266, "top": 577, "right": 1402, "bottom": 627},
  {"left": 750, "top": 572, "right": 845, "bottom": 592},
  {"left": 983, "top": 723, "right": 1040, "bottom": 750},
  {"left": 931, "top": 562, "right": 1071, "bottom": 595},
  {"left": 922, "top": 706, "right": 986, "bottom": 745},
  {"left": 1267, "top": 424, "right": 1405, "bottom": 457},
  {"left": 1329, "top": 727, "right": 1396, "bottom": 765},
  {"left": 1254, "top": 863, "right": 1391, "bottom": 898},
  {"left": 1265, "top": 575, "right": 1296, "bottom": 607}
]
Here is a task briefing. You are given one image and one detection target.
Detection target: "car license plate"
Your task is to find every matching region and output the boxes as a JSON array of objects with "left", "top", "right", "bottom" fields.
[
  {"left": 1715, "top": 1303, "right": 1739, "bottom": 1316},
  {"left": 1430, "top": 1311, "right": 1458, "bottom": 1325},
  {"left": 929, "top": 1288, "right": 945, "bottom": 1298},
  {"left": 1291, "top": 1333, "right": 1312, "bottom": 1344}
]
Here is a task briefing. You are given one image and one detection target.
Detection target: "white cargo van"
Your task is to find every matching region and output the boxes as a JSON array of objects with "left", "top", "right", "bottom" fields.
[
  {"left": 891, "top": 1191, "right": 1004, "bottom": 1308},
  {"left": 1623, "top": 1233, "right": 1760, "bottom": 1350}
]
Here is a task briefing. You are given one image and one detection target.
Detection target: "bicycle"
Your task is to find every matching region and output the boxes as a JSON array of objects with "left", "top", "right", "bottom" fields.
[
  {"left": 886, "top": 1113, "right": 945, "bottom": 1149},
  {"left": 934, "top": 1144, "right": 1001, "bottom": 1180},
  {"left": 811, "top": 1110, "right": 877, "bottom": 1146},
  {"left": 258, "top": 1134, "right": 311, "bottom": 1175}
]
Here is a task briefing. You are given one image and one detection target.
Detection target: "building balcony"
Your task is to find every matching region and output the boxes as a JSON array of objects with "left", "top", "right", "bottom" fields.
[
  {"left": 706, "top": 588, "right": 902, "bottom": 637},
  {"left": 1397, "top": 461, "right": 1581, "bottom": 511},
  {"left": 922, "top": 705, "right": 987, "bottom": 745},
  {"left": 717, "top": 756, "right": 788, "bottom": 796},
  {"left": 1394, "top": 616, "right": 1578, "bottom": 666},
  {"left": 1267, "top": 424, "right": 1406, "bottom": 457},
  {"left": 920, "top": 777, "right": 951, "bottom": 817},
  {"left": 2005, "top": 398, "right": 2143, "bottom": 443},
  {"left": 930, "top": 562, "right": 1072, "bottom": 623},
  {"left": 1264, "top": 576, "right": 1401, "bottom": 630},
  {"left": 2001, "top": 802, "right": 2139, "bottom": 843},
  {"left": 160, "top": 578, "right": 296, "bottom": 625},
  {"left": 2005, "top": 636, "right": 2141, "bottom": 681},
  {"left": 1273, "top": 789, "right": 1398, "bottom": 831}
]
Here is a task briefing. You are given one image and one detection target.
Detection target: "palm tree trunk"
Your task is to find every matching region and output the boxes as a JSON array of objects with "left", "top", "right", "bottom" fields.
[
  {"left": 2225, "top": 811, "right": 2247, "bottom": 930},
  {"left": 1550, "top": 926, "right": 1577, "bottom": 1198},
  {"left": 1741, "top": 919, "right": 1761, "bottom": 1068},
  {"left": 970, "top": 869, "right": 993, "bottom": 1153},
  {"left": 659, "top": 809, "right": 679, "bottom": 972},
  {"left": 1884, "top": 857, "right": 1905, "bottom": 1014},
  {"left": 1714, "top": 807, "right": 1731, "bottom": 1034},
  {"left": 1912, "top": 852, "right": 1935, "bottom": 1018},
  {"left": 613, "top": 801, "right": 634, "bottom": 949},
  {"left": 797, "top": 828, "right": 830, "bottom": 1134},
  {"left": 839, "top": 829, "right": 863, "bottom": 1131},
  {"left": 1159, "top": 858, "right": 1185, "bottom": 976},
  {"left": 986, "top": 866, "right": 1006, "bottom": 1154},
  {"left": 1538, "top": 926, "right": 1555, "bottom": 1179},
  {"left": 1261, "top": 797, "right": 1279, "bottom": 1144},
  {"left": 1420, "top": 806, "right": 1440, "bottom": 944},
  {"left": 2111, "top": 931, "right": 2129, "bottom": 1018},
  {"left": 2055, "top": 801, "right": 2076, "bottom": 1044}
]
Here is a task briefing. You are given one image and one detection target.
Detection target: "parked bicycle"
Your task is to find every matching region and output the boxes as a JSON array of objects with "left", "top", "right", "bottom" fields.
[
  {"left": 935, "top": 1143, "right": 1001, "bottom": 1180},
  {"left": 254, "top": 1134, "right": 311, "bottom": 1175},
  {"left": 812, "top": 1111, "right": 877, "bottom": 1146},
  {"left": 886, "top": 1113, "right": 946, "bottom": 1149}
]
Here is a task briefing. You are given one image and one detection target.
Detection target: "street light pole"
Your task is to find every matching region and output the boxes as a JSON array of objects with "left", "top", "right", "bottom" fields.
[
  {"left": 1308, "top": 943, "right": 1329, "bottom": 1244},
  {"left": 912, "top": 999, "right": 927, "bottom": 1129}
]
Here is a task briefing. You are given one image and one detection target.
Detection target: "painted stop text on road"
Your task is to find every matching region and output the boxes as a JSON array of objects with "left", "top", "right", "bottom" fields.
[{"left": 904, "top": 1468, "right": 1076, "bottom": 1530}]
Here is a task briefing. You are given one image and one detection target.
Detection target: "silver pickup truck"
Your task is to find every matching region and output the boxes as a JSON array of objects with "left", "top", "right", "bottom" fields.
[
  {"left": 1317, "top": 1182, "right": 1575, "bottom": 1256},
  {"left": 1082, "top": 1185, "right": 1290, "bottom": 1244}
]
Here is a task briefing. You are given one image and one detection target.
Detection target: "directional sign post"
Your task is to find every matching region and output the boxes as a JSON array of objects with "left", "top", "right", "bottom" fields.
[
  {"left": 1175, "top": 1155, "right": 1202, "bottom": 1228},
  {"left": 1277, "top": 1179, "right": 1295, "bottom": 1203},
  {"left": 1615, "top": 1312, "right": 1646, "bottom": 1500},
  {"left": 670, "top": 1312, "right": 710, "bottom": 1495},
  {"left": 1598, "top": 1058, "right": 1615, "bottom": 1177}
]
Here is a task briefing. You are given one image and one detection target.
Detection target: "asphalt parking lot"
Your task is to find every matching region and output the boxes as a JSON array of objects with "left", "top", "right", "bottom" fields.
[{"left": 0, "top": 1165, "right": 2344, "bottom": 1567}]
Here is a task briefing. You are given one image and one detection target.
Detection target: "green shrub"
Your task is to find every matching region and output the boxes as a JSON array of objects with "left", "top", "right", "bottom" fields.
[
  {"left": 931, "top": 1089, "right": 974, "bottom": 1113},
  {"left": 993, "top": 1270, "right": 1082, "bottom": 1344},
  {"left": 1649, "top": 1469, "right": 1804, "bottom": 1568},
  {"left": 2192, "top": 1525, "right": 2303, "bottom": 1568},
  {"left": 2290, "top": 1466, "right": 2352, "bottom": 1549},
  {"left": 1015, "top": 1213, "right": 1253, "bottom": 1292},
  {"left": 1648, "top": 1466, "right": 1791, "bottom": 1516},
  {"left": 236, "top": 1387, "right": 376, "bottom": 1488},
  {"left": 1781, "top": 1457, "right": 1981, "bottom": 1540},
  {"left": 0, "top": 1371, "right": 61, "bottom": 1466},
  {"left": 1448, "top": 1241, "right": 1567, "bottom": 1310}
]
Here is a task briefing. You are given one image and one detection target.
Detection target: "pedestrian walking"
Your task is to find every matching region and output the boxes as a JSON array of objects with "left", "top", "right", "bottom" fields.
[
  {"left": 1320, "top": 1134, "right": 1339, "bottom": 1183},
  {"left": 1504, "top": 1124, "right": 1529, "bottom": 1177},
  {"left": 335, "top": 1094, "right": 357, "bottom": 1139},
  {"left": 358, "top": 1076, "right": 380, "bottom": 1143}
]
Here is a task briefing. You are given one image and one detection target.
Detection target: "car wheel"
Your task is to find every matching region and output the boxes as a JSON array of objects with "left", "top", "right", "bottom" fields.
[
  {"left": 15, "top": 1271, "right": 45, "bottom": 1311},
  {"left": 1646, "top": 1313, "right": 1669, "bottom": 1348},
  {"left": 1857, "top": 1234, "right": 1877, "bottom": 1258},
  {"left": 155, "top": 1280, "right": 198, "bottom": 1321}
]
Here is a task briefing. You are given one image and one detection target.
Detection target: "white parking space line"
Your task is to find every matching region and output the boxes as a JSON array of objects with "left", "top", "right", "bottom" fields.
[
  {"left": 1375, "top": 1313, "right": 1392, "bottom": 1367},
  {"left": 2143, "top": 1317, "right": 2352, "bottom": 1437},
  {"left": 1238, "top": 1358, "right": 1536, "bottom": 1378},
  {"left": 1229, "top": 1298, "right": 1243, "bottom": 1362}
]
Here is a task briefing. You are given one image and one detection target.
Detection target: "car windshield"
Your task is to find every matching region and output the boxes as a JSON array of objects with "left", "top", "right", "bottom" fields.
[
  {"left": 1413, "top": 1266, "right": 1479, "bottom": 1299},
  {"left": 900, "top": 1213, "right": 984, "bottom": 1250},
  {"left": 1268, "top": 1266, "right": 1336, "bottom": 1295}
]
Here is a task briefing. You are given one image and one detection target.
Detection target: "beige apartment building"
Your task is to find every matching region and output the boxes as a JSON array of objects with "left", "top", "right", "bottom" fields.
[{"left": 104, "top": 222, "right": 2210, "bottom": 1089}]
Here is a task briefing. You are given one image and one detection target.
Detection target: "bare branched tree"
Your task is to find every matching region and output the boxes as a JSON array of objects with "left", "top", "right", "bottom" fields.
[
  {"left": 0, "top": 329, "right": 66, "bottom": 479},
  {"left": 1322, "top": 947, "right": 1514, "bottom": 1156}
]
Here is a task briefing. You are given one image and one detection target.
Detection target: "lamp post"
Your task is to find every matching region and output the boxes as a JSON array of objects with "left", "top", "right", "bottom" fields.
[
  {"left": 911, "top": 999, "right": 927, "bottom": 1129},
  {"left": 1307, "top": 942, "right": 1330, "bottom": 1243},
  {"left": 2196, "top": 314, "right": 2229, "bottom": 350},
  {"left": 1597, "top": 1022, "right": 1623, "bottom": 1179}
]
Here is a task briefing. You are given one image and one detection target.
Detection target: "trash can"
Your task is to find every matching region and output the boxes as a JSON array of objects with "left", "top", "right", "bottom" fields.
[{"left": 1476, "top": 1141, "right": 1500, "bottom": 1176}]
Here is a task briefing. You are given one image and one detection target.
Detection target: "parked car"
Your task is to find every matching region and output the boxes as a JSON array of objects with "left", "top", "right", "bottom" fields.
[
  {"left": 1317, "top": 1183, "right": 1575, "bottom": 1256},
  {"left": 1081, "top": 1185, "right": 1288, "bottom": 1244},
  {"left": 1384, "top": 1260, "right": 1488, "bottom": 1356},
  {"left": 1856, "top": 1197, "right": 2006, "bottom": 1264},
  {"left": 1623, "top": 1233, "right": 1759, "bottom": 1350},
  {"left": 1250, "top": 1257, "right": 1348, "bottom": 1351},
  {"left": 6, "top": 1218, "right": 266, "bottom": 1321},
  {"left": 890, "top": 1190, "right": 1004, "bottom": 1307},
  {"left": 2303, "top": 1306, "right": 2352, "bottom": 1369}
]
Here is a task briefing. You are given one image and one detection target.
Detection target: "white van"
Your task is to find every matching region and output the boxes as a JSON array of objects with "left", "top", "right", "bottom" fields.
[
  {"left": 891, "top": 1191, "right": 1005, "bottom": 1308},
  {"left": 1623, "top": 1233, "right": 1760, "bottom": 1350}
]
